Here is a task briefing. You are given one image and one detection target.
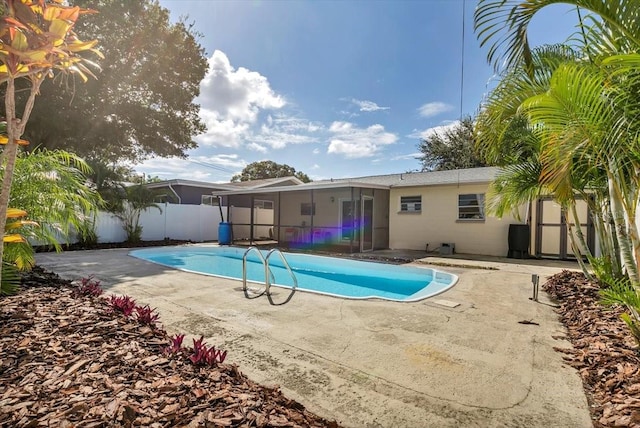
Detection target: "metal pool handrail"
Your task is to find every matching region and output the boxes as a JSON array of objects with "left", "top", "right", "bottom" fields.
[
  {"left": 242, "top": 247, "right": 269, "bottom": 299},
  {"left": 265, "top": 248, "right": 297, "bottom": 306},
  {"left": 242, "top": 247, "right": 297, "bottom": 305}
]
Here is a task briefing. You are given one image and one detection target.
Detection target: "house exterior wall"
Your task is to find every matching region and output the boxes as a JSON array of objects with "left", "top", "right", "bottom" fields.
[
  {"left": 172, "top": 185, "right": 209, "bottom": 205},
  {"left": 389, "top": 183, "right": 522, "bottom": 257}
]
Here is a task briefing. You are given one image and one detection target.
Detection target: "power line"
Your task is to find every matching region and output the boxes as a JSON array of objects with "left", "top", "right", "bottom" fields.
[
  {"left": 460, "top": 0, "right": 466, "bottom": 119},
  {"left": 185, "top": 158, "right": 236, "bottom": 174}
]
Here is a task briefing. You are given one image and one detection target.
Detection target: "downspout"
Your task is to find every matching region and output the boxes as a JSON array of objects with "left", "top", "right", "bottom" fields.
[{"left": 167, "top": 184, "right": 181, "bottom": 204}]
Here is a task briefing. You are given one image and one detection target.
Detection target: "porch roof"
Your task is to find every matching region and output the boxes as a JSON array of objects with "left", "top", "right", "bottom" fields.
[{"left": 212, "top": 180, "right": 389, "bottom": 197}]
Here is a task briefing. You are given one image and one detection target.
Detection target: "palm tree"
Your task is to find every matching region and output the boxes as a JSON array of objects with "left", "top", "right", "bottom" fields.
[
  {"left": 115, "top": 185, "right": 163, "bottom": 244},
  {"left": 0, "top": 150, "right": 101, "bottom": 295},
  {"left": 9, "top": 150, "right": 102, "bottom": 249},
  {"left": 474, "top": 0, "right": 640, "bottom": 74},
  {"left": 475, "top": 0, "right": 640, "bottom": 341}
]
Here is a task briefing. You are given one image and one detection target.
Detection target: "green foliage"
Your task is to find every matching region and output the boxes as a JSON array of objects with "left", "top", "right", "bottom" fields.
[
  {"left": 475, "top": 0, "right": 640, "bottom": 347},
  {"left": 0, "top": 262, "right": 20, "bottom": 296},
  {"left": 114, "top": 185, "right": 163, "bottom": 243},
  {"left": 86, "top": 159, "right": 128, "bottom": 213},
  {"left": 600, "top": 276, "right": 640, "bottom": 346},
  {"left": 418, "top": 116, "right": 488, "bottom": 171},
  {"left": 8, "top": 150, "right": 101, "bottom": 249},
  {"left": 15, "top": 0, "right": 208, "bottom": 163},
  {"left": 475, "top": 0, "right": 640, "bottom": 73},
  {"left": 231, "top": 161, "right": 312, "bottom": 183}
]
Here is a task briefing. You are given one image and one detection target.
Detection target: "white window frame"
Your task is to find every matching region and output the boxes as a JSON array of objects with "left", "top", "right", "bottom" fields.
[
  {"left": 400, "top": 195, "right": 422, "bottom": 213},
  {"left": 201, "top": 195, "right": 220, "bottom": 206},
  {"left": 254, "top": 199, "right": 274, "bottom": 209},
  {"left": 458, "top": 193, "right": 485, "bottom": 220}
]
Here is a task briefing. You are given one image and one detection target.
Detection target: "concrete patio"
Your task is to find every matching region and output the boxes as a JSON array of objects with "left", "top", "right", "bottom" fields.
[{"left": 36, "top": 246, "right": 592, "bottom": 427}]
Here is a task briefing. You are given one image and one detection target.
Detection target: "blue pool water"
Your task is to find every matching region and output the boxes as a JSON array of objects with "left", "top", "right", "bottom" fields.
[{"left": 129, "top": 246, "right": 458, "bottom": 302}]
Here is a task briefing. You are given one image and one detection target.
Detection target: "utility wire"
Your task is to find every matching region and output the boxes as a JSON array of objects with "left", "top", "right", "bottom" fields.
[
  {"left": 186, "top": 158, "right": 236, "bottom": 174},
  {"left": 459, "top": 0, "right": 466, "bottom": 120}
]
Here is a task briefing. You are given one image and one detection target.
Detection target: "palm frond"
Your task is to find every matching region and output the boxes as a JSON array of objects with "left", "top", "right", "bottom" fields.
[
  {"left": 486, "top": 162, "right": 546, "bottom": 219},
  {"left": 1, "top": 262, "right": 20, "bottom": 296},
  {"left": 475, "top": 0, "right": 640, "bottom": 72}
]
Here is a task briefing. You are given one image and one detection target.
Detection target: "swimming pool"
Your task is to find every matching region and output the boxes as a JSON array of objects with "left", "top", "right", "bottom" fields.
[{"left": 129, "top": 246, "right": 458, "bottom": 302}]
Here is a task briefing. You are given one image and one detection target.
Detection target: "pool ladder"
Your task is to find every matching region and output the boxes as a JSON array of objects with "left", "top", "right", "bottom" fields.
[{"left": 242, "top": 247, "right": 298, "bottom": 305}]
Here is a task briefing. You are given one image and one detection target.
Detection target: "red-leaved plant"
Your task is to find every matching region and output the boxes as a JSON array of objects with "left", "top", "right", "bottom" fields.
[
  {"left": 108, "top": 295, "right": 137, "bottom": 317},
  {"left": 189, "top": 335, "right": 227, "bottom": 366},
  {"left": 163, "top": 334, "right": 186, "bottom": 355},
  {"left": 134, "top": 304, "right": 160, "bottom": 326},
  {"left": 73, "top": 275, "right": 103, "bottom": 297}
]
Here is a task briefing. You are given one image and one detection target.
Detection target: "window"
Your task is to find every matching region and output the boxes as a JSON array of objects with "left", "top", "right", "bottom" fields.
[
  {"left": 254, "top": 199, "right": 274, "bottom": 209},
  {"left": 301, "top": 202, "right": 316, "bottom": 216},
  {"left": 458, "top": 193, "right": 485, "bottom": 220},
  {"left": 400, "top": 196, "right": 422, "bottom": 212},
  {"left": 201, "top": 195, "right": 220, "bottom": 206}
]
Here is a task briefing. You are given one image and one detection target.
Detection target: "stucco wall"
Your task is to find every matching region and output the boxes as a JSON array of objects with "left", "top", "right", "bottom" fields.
[{"left": 389, "top": 183, "right": 522, "bottom": 257}]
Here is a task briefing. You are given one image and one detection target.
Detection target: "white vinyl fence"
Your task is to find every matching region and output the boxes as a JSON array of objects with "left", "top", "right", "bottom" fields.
[
  {"left": 91, "top": 204, "right": 274, "bottom": 244},
  {"left": 94, "top": 203, "right": 221, "bottom": 243}
]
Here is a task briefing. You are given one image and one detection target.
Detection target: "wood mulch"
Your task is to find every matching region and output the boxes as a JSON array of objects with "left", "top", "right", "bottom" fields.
[
  {"left": 0, "top": 267, "right": 339, "bottom": 427},
  {"left": 543, "top": 270, "right": 640, "bottom": 428}
]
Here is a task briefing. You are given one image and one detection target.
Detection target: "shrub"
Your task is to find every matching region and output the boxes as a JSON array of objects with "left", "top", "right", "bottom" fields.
[
  {"left": 73, "top": 275, "right": 103, "bottom": 297},
  {"left": 134, "top": 304, "right": 160, "bottom": 326},
  {"left": 108, "top": 294, "right": 137, "bottom": 317}
]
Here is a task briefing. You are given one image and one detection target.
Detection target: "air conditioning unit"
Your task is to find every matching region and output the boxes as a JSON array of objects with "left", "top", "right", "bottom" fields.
[{"left": 440, "top": 243, "right": 455, "bottom": 256}]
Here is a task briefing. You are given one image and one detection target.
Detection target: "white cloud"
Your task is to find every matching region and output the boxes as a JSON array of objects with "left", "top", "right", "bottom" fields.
[
  {"left": 196, "top": 50, "right": 286, "bottom": 148},
  {"left": 247, "top": 142, "right": 268, "bottom": 153},
  {"left": 249, "top": 114, "right": 322, "bottom": 149},
  {"left": 408, "top": 121, "right": 460, "bottom": 140},
  {"left": 327, "top": 121, "right": 398, "bottom": 158},
  {"left": 312, "top": 164, "right": 320, "bottom": 169},
  {"left": 312, "top": 148, "right": 320, "bottom": 155},
  {"left": 338, "top": 109, "right": 360, "bottom": 118},
  {"left": 350, "top": 98, "right": 390, "bottom": 112},
  {"left": 390, "top": 152, "right": 422, "bottom": 161},
  {"left": 417, "top": 102, "right": 454, "bottom": 118}
]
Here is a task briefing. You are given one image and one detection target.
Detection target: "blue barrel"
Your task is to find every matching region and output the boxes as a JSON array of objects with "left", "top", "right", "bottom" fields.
[{"left": 218, "top": 222, "right": 232, "bottom": 245}]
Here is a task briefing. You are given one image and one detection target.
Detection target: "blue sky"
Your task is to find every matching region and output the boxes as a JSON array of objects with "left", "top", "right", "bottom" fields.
[{"left": 135, "top": 0, "right": 580, "bottom": 183}]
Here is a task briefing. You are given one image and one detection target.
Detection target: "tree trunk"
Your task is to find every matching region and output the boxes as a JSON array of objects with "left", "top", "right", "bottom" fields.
[
  {"left": 0, "top": 77, "right": 20, "bottom": 287},
  {"left": 608, "top": 170, "right": 640, "bottom": 285},
  {"left": 0, "top": 76, "right": 45, "bottom": 287}
]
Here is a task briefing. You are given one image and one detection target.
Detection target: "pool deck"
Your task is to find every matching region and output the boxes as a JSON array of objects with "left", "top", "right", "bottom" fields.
[{"left": 36, "top": 245, "right": 592, "bottom": 427}]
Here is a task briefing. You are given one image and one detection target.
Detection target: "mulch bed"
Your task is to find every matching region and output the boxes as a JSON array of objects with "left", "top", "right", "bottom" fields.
[
  {"left": 543, "top": 270, "right": 640, "bottom": 427},
  {"left": 0, "top": 267, "right": 339, "bottom": 427},
  {"left": 34, "top": 239, "right": 193, "bottom": 252}
]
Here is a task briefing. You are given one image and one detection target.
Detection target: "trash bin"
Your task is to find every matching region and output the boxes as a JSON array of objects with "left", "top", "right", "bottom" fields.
[
  {"left": 218, "top": 222, "right": 232, "bottom": 245},
  {"left": 507, "top": 224, "right": 529, "bottom": 258}
]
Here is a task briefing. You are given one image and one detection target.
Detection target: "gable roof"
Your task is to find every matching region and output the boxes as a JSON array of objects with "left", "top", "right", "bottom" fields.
[
  {"left": 145, "top": 179, "right": 237, "bottom": 191},
  {"left": 228, "top": 176, "right": 304, "bottom": 188},
  {"left": 212, "top": 167, "right": 501, "bottom": 196},
  {"left": 145, "top": 176, "right": 304, "bottom": 191},
  {"left": 312, "top": 167, "right": 500, "bottom": 188}
]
